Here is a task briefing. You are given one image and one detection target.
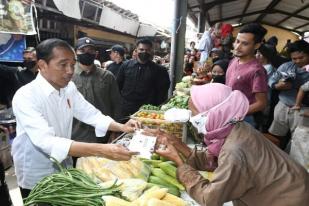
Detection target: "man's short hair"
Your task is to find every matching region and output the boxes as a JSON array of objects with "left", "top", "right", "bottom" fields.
[
  {"left": 36, "top": 38, "right": 74, "bottom": 63},
  {"left": 239, "top": 23, "right": 267, "bottom": 43},
  {"left": 136, "top": 38, "right": 153, "bottom": 48},
  {"left": 287, "top": 40, "right": 309, "bottom": 55}
]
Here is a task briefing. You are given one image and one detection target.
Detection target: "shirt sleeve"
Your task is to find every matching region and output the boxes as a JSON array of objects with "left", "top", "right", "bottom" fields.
[
  {"left": 268, "top": 62, "right": 292, "bottom": 89},
  {"left": 71, "top": 83, "right": 114, "bottom": 137},
  {"left": 252, "top": 68, "right": 268, "bottom": 93},
  {"left": 177, "top": 150, "right": 253, "bottom": 206},
  {"left": 12, "top": 89, "right": 73, "bottom": 163},
  {"left": 185, "top": 148, "right": 218, "bottom": 171}
]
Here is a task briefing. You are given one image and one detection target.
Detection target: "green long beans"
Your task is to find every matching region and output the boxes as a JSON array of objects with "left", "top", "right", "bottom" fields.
[{"left": 24, "top": 157, "right": 122, "bottom": 206}]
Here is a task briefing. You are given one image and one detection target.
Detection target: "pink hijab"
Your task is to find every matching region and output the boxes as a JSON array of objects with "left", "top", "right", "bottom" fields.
[{"left": 190, "top": 83, "right": 249, "bottom": 157}]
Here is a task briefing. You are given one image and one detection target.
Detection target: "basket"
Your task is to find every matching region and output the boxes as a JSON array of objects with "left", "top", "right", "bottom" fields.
[{"left": 131, "top": 110, "right": 187, "bottom": 142}]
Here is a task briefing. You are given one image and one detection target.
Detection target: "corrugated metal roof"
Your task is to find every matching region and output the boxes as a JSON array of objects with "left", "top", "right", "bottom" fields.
[{"left": 188, "top": 0, "right": 309, "bottom": 34}]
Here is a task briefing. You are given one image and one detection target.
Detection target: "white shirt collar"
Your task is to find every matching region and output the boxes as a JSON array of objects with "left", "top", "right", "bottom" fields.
[{"left": 36, "top": 72, "right": 67, "bottom": 97}]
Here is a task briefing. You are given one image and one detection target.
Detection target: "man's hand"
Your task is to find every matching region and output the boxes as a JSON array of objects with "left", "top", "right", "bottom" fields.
[
  {"left": 122, "top": 119, "right": 140, "bottom": 133},
  {"left": 99, "top": 144, "right": 139, "bottom": 161}
]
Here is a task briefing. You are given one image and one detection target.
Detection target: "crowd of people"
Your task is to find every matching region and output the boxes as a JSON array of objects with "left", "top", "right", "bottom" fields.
[
  {"left": 155, "top": 22, "right": 309, "bottom": 205},
  {"left": 183, "top": 23, "right": 309, "bottom": 150},
  {"left": 0, "top": 21, "right": 309, "bottom": 205}
]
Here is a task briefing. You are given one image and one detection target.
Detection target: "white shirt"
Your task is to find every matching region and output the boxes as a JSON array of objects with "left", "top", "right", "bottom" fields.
[{"left": 12, "top": 73, "right": 114, "bottom": 189}]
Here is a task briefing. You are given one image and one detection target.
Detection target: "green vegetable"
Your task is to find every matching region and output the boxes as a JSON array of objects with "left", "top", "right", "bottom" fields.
[
  {"left": 151, "top": 153, "right": 160, "bottom": 160},
  {"left": 146, "top": 183, "right": 180, "bottom": 197},
  {"left": 24, "top": 157, "right": 122, "bottom": 206},
  {"left": 151, "top": 168, "right": 185, "bottom": 190},
  {"left": 160, "top": 95, "right": 189, "bottom": 110},
  {"left": 142, "top": 159, "right": 163, "bottom": 168},
  {"left": 140, "top": 104, "right": 160, "bottom": 111},
  {"left": 164, "top": 161, "right": 177, "bottom": 166},
  {"left": 149, "top": 176, "right": 171, "bottom": 188},
  {"left": 158, "top": 162, "right": 177, "bottom": 178}
]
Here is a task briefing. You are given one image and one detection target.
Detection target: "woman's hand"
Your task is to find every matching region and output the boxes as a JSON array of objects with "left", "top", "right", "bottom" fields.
[
  {"left": 153, "top": 129, "right": 183, "bottom": 147},
  {"left": 143, "top": 128, "right": 192, "bottom": 159},
  {"left": 156, "top": 138, "right": 184, "bottom": 166}
]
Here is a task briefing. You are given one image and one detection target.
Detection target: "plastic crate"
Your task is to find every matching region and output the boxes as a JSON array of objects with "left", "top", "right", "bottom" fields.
[{"left": 131, "top": 110, "right": 187, "bottom": 142}]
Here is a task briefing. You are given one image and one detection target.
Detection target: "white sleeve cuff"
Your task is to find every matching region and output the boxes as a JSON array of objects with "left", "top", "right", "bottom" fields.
[
  {"left": 94, "top": 115, "right": 114, "bottom": 137},
  {"left": 50, "top": 138, "right": 73, "bottom": 162}
]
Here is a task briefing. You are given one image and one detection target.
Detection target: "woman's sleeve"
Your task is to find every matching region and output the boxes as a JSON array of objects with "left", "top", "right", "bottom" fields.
[
  {"left": 185, "top": 148, "right": 218, "bottom": 171},
  {"left": 177, "top": 150, "right": 254, "bottom": 206}
]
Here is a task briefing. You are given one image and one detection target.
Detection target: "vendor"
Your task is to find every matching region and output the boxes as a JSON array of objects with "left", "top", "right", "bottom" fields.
[
  {"left": 11, "top": 39, "right": 139, "bottom": 199},
  {"left": 156, "top": 83, "right": 309, "bottom": 206}
]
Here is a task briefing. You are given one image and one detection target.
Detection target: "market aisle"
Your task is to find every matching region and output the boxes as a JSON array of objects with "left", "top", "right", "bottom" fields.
[{"left": 6, "top": 166, "right": 23, "bottom": 206}]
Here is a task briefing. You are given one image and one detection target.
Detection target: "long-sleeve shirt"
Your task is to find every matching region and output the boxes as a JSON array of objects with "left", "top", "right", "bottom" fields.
[
  {"left": 268, "top": 61, "right": 309, "bottom": 106},
  {"left": 72, "top": 64, "right": 121, "bottom": 142},
  {"left": 177, "top": 122, "right": 309, "bottom": 206},
  {"left": 117, "top": 59, "right": 170, "bottom": 116},
  {"left": 12, "top": 73, "right": 113, "bottom": 189}
]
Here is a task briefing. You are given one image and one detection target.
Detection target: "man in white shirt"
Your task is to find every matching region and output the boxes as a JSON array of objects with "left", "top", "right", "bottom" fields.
[{"left": 12, "top": 38, "right": 139, "bottom": 199}]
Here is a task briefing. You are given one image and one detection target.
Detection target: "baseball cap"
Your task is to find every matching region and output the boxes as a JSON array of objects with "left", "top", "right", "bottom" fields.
[
  {"left": 23, "top": 47, "right": 36, "bottom": 53},
  {"left": 76, "top": 37, "right": 95, "bottom": 49},
  {"left": 106, "top": 44, "right": 125, "bottom": 56}
]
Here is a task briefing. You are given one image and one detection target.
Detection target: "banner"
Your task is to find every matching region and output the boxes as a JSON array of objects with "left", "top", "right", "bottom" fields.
[
  {"left": 0, "top": 33, "right": 26, "bottom": 62},
  {"left": 0, "top": 0, "right": 36, "bottom": 35}
]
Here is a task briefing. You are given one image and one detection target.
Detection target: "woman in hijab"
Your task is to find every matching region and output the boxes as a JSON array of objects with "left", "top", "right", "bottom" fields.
[
  {"left": 211, "top": 59, "right": 229, "bottom": 84},
  {"left": 156, "top": 83, "right": 309, "bottom": 206}
]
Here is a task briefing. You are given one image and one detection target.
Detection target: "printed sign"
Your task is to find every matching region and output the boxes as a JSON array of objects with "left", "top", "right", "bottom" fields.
[{"left": 0, "top": 0, "right": 36, "bottom": 35}]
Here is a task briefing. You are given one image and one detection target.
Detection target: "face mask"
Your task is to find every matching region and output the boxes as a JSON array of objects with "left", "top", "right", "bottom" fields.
[
  {"left": 212, "top": 74, "right": 225, "bottom": 84},
  {"left": 138, "top": 52, "right": 151, "bottom": 62},
  {"left": 23, "top": 61, "right": 36, "bottom": 70},
  {"left": 77, "top": 53, "right": 96, "bottom": 66},
  {"left": 189, "top": 113, "right": 208, "bottom": 135}
]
